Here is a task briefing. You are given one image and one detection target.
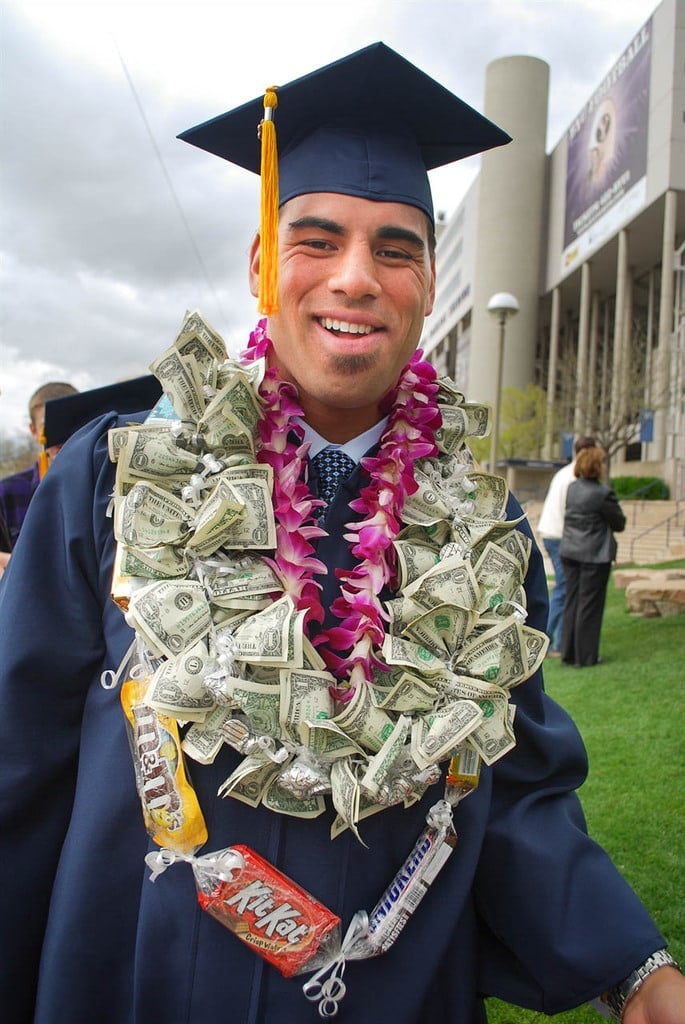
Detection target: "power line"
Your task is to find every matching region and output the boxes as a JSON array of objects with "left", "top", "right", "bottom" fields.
[{"left": 114, "top": 41, "right": 226, "bottom": 322}]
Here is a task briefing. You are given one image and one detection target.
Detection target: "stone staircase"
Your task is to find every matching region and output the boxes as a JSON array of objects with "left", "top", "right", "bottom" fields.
[{"left": 523, "top": 499, "right": 685, "bottom": 569}]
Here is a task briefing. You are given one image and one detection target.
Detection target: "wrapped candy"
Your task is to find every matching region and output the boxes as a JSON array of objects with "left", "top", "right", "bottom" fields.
[
  {"left": 147, "top": 844, "right": 341, "bottom": 980},
  {"left": 196, "top": 845, "right": 341, "bottom": 977},
  {"left": 445, "top": 746, "right": 482, "bottom": 805},
  {"left": 302, "top": 801, "right": 458, "bottom": 1016},
  {"left": 346, "top": 800, "right": 457, "bottom": 959},
  {"left": 144, "top": 799, "right": 458, "bottom": 1018},
  {"left": 121, "top": 677, "right": 208, "bottom": 853}
]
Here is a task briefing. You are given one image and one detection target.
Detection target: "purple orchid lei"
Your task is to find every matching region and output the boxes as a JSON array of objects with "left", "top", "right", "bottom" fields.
[{"left": 241, "top": 319, "right": 442, "bottom": 702}]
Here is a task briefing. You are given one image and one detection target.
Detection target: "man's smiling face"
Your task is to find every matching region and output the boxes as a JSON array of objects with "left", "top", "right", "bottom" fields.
[{"left": 249, "top": 192, "right": 436, "bottom": 441}]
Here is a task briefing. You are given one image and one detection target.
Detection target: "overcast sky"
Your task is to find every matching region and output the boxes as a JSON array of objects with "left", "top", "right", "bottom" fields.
[{"left": 0, "top": 0, "right": 660, "bottom": 440}]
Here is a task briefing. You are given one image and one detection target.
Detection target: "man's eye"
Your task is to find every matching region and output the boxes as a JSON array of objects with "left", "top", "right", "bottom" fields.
[
  {"left": 301, "top": 238, "right": 334, "bottom": 250},
  {"left": 378, "top": 247, "right": 412, "bottom": 260}
]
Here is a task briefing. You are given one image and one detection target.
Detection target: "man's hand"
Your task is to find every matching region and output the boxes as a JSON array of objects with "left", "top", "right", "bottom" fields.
[{"left": 623, "top": 966, "right": 685, "bottom": 1024}]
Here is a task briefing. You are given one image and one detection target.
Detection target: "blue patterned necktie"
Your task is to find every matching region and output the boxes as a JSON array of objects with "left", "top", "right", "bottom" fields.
[{"left": 311, "top": 447, "right": 356, "bottom": 510}]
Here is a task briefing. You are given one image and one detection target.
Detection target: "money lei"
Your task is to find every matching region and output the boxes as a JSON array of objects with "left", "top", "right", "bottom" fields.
[{"left": 109, "top": 311, "right": 549, "bottom": 838}]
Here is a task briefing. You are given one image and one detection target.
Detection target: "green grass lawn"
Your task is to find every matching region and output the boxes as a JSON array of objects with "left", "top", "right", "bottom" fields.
[{"left": 485, "top": 561, "right": 685, "bottom": 1024}]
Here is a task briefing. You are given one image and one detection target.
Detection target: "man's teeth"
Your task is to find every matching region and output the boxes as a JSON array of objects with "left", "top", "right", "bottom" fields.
[{"left": 320, "top": 318, "right": 374, "bottom": 335}]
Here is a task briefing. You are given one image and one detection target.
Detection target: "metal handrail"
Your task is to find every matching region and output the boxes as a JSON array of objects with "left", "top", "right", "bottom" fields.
[{"left": 628, "top": 502, "right": 684, "bottom": 561}]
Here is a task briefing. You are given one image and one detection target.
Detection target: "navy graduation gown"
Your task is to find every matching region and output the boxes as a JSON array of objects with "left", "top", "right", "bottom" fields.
[{"left": 0, "top": 412, "right": 663, "bottom": 1024}]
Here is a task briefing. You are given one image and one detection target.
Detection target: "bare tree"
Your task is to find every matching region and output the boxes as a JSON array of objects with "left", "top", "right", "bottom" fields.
[{"left": 553, "top": 313, "right": 667, "bottom": 475}]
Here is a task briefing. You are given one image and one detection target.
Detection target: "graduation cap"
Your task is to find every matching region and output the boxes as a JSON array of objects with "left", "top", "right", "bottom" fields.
[
  {"left": 179, "top": 42, "right": 510, "bottom": 314},
  {"left": 43, "top": 376, "right": 163, "bottom": 450}
]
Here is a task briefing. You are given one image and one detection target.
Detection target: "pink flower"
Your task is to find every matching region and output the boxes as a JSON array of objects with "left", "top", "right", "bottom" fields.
[
  {"left": 250, "top": 347, "right": 327, "bottom": 629},
  {"left": 241, "top": 318, "right": 270, "bottom": 361},
  {"left": 341, "top": 511, "right": 391, "bottom": 561}
]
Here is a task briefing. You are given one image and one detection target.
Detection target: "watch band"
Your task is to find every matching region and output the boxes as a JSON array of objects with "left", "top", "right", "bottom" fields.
[{"left": 602, "top": 948, "right": 680, "bottom": 1021}]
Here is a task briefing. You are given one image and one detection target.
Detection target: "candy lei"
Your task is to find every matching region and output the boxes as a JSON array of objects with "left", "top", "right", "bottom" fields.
[
  {"left": 110, "top": 312, "right": 549, "bottom": 837},
  {"left": 108, "top": 311, "right": 551, "bottom": 1018}
]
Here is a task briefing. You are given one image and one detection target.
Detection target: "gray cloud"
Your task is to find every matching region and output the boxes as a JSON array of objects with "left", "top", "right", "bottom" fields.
[{"left": 2, "top": 7, "right": 259, "bottom": 399}]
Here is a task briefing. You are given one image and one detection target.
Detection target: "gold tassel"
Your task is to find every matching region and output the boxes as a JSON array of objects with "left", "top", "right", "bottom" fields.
[
  {"left": 258, "top": 86, "right": 279, "bottom": 316},
  {"left": 38, "top": 428, "right": 49, "bottom": 479}
]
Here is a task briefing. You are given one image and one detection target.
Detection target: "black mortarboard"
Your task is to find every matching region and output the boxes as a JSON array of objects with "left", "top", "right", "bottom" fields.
[
  {"left": 43, "top": 376, "right": 162, "bottom": 449},
  {"left": 178, "top": 42, "right": 510, "bottom": 313},
  {"left": 180, "top": 42, "right": 509, "bottom": 218}
]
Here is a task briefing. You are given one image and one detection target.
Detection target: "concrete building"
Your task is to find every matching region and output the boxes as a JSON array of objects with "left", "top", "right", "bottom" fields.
[{"left": 422, "top": 0, "right": 685, "bottom": 498}]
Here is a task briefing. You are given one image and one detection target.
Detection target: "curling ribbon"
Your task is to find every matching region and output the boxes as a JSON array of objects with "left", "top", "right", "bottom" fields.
[{"left": 302, "top": 912, "right": 370, "bottom": 1019}]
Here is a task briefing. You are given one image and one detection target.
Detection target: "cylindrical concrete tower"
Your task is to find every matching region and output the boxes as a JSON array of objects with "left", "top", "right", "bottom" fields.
[{"left": 468, "top": 56, "right": 549, "bottom": 407}]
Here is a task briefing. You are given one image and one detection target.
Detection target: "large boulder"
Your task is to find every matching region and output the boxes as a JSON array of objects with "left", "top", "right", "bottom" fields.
[
  {"left": 625, "top": 575, "right": 685, "bottom": 617},
  {"left": 614, "top": 568, "right": 685, "bottom": 590}
]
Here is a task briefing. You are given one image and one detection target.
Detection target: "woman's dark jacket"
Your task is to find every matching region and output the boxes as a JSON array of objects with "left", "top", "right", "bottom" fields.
[{"left": 560, "top": 477, "right": 626, "bottom": 564}]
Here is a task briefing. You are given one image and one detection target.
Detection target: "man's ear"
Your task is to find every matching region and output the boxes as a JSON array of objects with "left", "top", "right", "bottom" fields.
[{"left": 248, "top": 233, "right": 261, "bottom": 298}]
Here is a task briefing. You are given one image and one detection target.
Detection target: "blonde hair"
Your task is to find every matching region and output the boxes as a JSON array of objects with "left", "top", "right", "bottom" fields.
[{"left": 28, "top": 382, "right": 78, "bottom": 426}]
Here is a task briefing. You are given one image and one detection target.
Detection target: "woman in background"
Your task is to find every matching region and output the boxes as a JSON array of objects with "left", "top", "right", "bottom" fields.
[{"left": 560, "top": 446, "right": 626, "bottom": 667}]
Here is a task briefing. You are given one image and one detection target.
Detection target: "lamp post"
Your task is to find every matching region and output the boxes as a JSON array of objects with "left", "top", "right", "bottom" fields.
[{"left": 487, "top": 292, "right": 519, "bottom": 474}]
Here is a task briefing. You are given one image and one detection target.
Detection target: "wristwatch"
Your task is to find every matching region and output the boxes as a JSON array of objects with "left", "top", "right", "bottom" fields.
[{"left": 602, "top": 948, "right": 680, "bottom": 1021}]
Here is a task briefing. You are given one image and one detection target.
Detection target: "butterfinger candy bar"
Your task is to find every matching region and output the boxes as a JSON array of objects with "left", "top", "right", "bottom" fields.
[
  {"left": 195, "top": 844, "right": 341, "bottom": 978},
  {"left": 446, "top": 746, "right": 481, "bottom": 804},
  {"left": 121, "top": 678, "right": 208, "bottom": 853}
]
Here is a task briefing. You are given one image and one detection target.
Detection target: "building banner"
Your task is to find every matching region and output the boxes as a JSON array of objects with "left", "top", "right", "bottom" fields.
[{"left": 562, "top": 19, "right": 651, "bottom": 271}]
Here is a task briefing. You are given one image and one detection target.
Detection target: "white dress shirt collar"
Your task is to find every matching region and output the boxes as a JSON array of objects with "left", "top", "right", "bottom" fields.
[{"left": 299, "top": 417, "right": 389, "bottom": 464}]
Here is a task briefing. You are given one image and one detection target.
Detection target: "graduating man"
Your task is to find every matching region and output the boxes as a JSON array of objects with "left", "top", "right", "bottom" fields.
[{"left": 0, "top": 44, "right": 683, "bottom": 1024}]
